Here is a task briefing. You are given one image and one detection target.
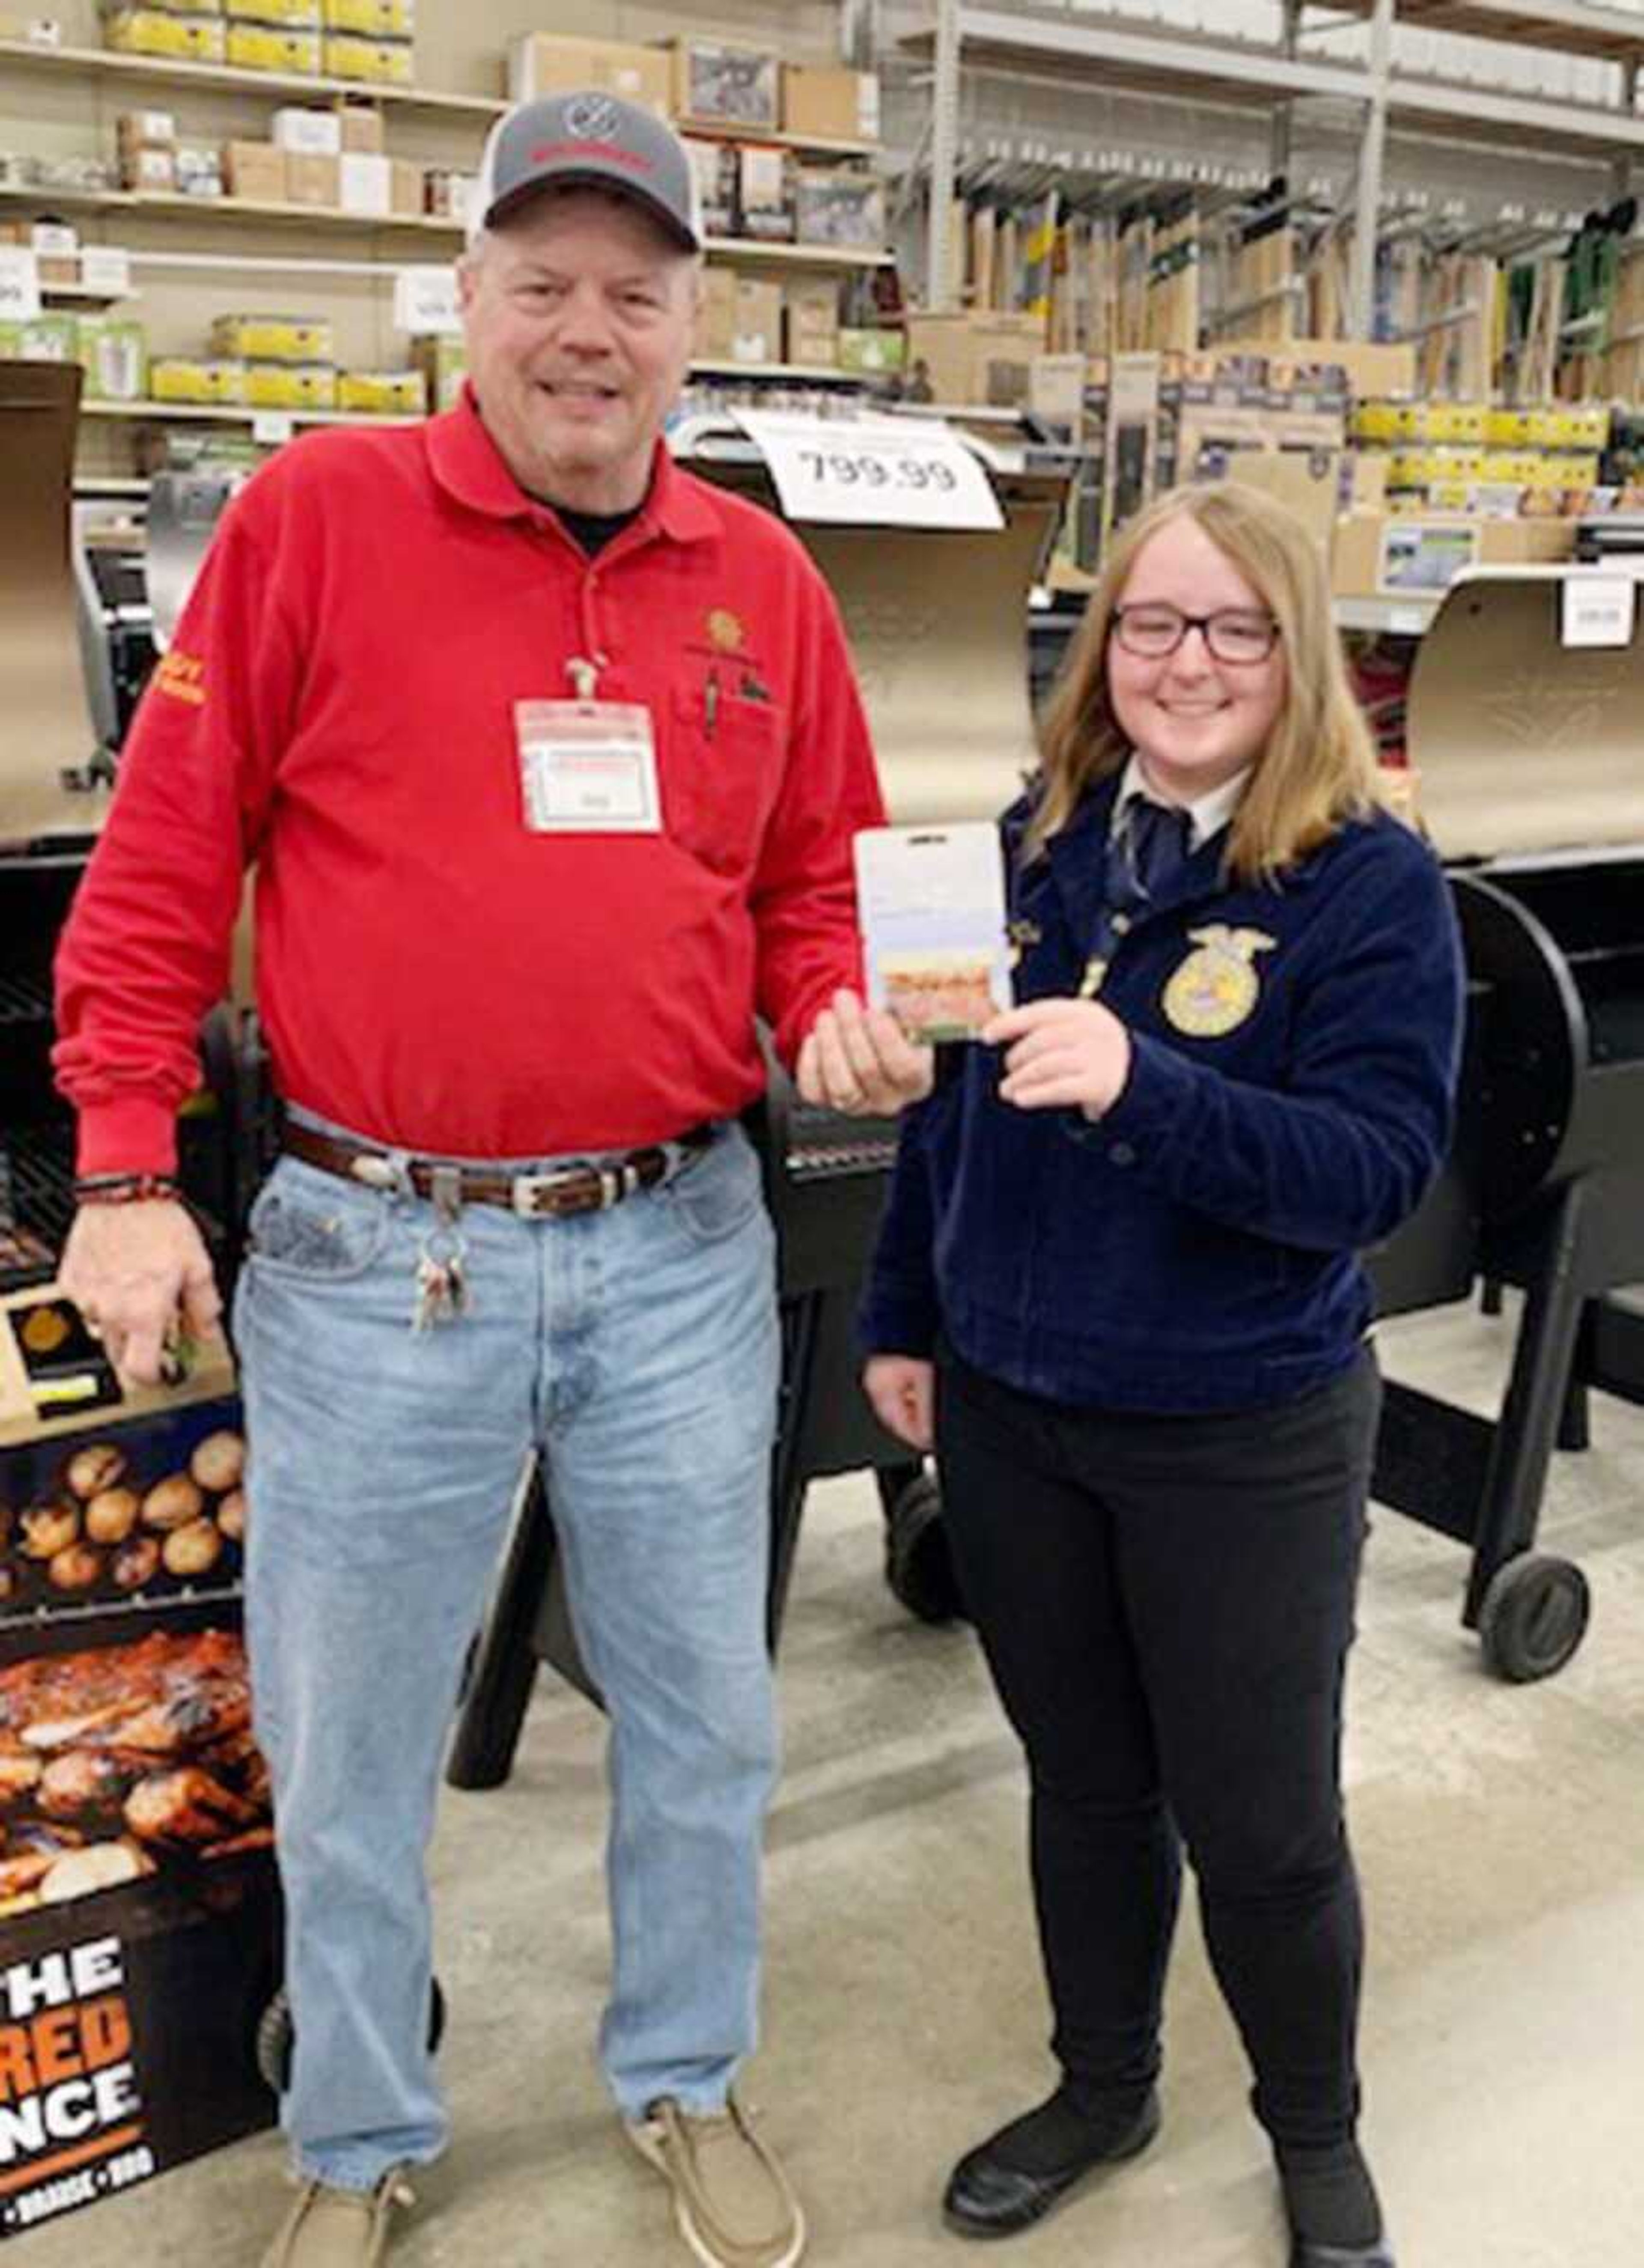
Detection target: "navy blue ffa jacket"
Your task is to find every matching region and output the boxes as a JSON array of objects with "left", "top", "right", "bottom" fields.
[{"left": 860, "top": 772, "right": 1465, "bottom": 1414}]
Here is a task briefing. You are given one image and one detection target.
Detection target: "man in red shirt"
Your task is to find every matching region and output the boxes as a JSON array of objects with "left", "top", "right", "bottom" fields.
[{"left": 54, "top": 90, "right": 927, "bottom": 2268}]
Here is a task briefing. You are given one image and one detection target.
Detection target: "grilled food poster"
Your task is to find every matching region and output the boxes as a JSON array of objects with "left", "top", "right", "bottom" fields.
[
  {"left": 854, "top": 822, "right": 1012, "bottom": 1044},
  {"left": 0, "top": 1931, "right": 154, "bottom": 2237}
]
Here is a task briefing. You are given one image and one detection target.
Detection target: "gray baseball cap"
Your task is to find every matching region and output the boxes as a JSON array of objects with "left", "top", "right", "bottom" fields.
[{"left": 470, "top": 90, "right": 702, "bottom": 253}]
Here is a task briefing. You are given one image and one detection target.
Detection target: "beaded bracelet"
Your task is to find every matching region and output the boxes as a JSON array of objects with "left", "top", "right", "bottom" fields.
[{"left": 73, "top": 1173, "right": 184, "bottom": 1206}]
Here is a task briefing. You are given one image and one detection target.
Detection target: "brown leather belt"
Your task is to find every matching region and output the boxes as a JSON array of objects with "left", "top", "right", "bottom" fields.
[{"left": 281, "top": 1120, "right": 715, "bottom": 1219}]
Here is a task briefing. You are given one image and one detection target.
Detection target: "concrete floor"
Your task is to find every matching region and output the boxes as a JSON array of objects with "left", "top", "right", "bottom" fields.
[{"left": 24, "top": 1298, "right": 1644, "bottom": 2268}]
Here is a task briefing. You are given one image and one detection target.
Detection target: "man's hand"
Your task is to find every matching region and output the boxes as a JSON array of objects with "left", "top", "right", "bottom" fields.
[
  {"left": 798, "top": 988, "right": 935, "bottom": 1116},
  {"left": 984, "top": 996, "right": 1133, "bottom": 1118},
  {"left": 864, "top": 1354, "right": 935, "bottom": 1452},
  {"left": 57, "top": 1201, "right": 222, "bottom": 1389}
]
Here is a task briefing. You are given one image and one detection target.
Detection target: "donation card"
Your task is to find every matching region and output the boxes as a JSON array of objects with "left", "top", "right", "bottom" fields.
[{"left": 854, "top": 823, "right": 1011, "bottom": 1043}]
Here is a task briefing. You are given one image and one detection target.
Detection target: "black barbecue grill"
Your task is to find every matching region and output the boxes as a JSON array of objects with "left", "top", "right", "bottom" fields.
[{"left": 1364, "top": 568, "right": 1644, "bottom": 1682}]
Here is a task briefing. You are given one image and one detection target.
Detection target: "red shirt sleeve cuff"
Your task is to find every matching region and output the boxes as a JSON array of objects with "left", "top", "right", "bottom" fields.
[{"left": 75, "top": 1099, "right": 182, "bottom": 1179}]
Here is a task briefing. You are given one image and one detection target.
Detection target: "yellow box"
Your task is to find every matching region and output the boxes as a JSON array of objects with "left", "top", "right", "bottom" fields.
[
  {"left": 1419, "top": 400, "right": 1488, "bottom": 445},
  {"left": 152, "top": 355, "right": 246, "bottom": 403},
  {"left": 211, "top": 313, "right": 334, "bottom": 361},
  {"left": 322, "top": 0, "right": 411, "bottom": 34},
  {"left": 226, "top": 20, "right": 319, "bottom": 66},
  {"left": 1351, "top": 399, "right": 1413, "bottom": 443},
  {"left": 1486, "top": 407, "right": 1532, "bottom": 447},
  {"left": 225, "top": 0, "right": 317, "bottom": 20},
  {"left": 322, "top": 32, "right": 411, "bottom": 81},
  {"left": 104, "top": 10, "right": 226, "bottom": 59},
  {"left": 337, "top": 368, "right": 424, "bottom": 414},
  {"left": 245, "top": 361, "right": 337, "bottom": 408},
  {"left": 411, "top": 334, "right": 464, "bottom": 411}
]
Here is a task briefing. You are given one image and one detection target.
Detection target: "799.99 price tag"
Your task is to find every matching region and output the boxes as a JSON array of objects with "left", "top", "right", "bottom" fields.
[{"left": 732, "top": 410, "right": 1003, "bottom": 531}]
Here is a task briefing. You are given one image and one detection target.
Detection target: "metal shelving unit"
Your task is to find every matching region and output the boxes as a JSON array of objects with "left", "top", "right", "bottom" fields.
[
  {"left": 0, "top": 34, "right": 503, "bottom": 116},
  {"left": 907, "top": 0, "right": 1644, "bottom": 323}
]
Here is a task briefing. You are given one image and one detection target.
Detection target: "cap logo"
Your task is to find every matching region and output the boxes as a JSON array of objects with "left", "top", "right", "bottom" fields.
[{"left": 565, "top": 94, "right": 622, "bottom": 140}]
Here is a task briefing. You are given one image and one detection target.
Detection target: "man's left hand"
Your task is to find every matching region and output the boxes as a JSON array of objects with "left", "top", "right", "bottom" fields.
[
  {"left": 798, "top": 988, "right": 935, "bottom": 1116},
  {"left": 984, "top": 995, "right": 1133, "bottom": 1118}
]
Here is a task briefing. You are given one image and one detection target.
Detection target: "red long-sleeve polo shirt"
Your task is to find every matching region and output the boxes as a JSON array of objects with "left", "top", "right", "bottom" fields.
[{"left": 54, "top": 395, "right": 885, "bottom": 1172}]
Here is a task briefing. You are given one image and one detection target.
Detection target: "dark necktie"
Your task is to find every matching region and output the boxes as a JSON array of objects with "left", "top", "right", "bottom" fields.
[{"left": 1119, "top": 794, "right": 1193, "bottom": 906}]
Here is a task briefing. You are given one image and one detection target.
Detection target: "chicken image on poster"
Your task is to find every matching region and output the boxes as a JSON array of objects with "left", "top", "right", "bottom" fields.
[{"left": 854, "top": 822, "right": 1011, "bottom": 1044}]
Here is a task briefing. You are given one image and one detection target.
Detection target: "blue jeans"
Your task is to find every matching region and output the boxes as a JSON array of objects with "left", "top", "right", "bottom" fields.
[{"left": 234, "top": 1117, "right": 781, "bottom": 2193}]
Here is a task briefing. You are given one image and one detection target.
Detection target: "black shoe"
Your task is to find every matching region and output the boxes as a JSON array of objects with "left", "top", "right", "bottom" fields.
[
  {"left": 1289, "top": 2244, "right": 1396, "bottom": 2268},
  {"left": 1280, "top": 2139, "right": 1394, "bottom": 2268},
  {"left": 942, "top": 2086, "right": 1160, "bottom": 2238}
]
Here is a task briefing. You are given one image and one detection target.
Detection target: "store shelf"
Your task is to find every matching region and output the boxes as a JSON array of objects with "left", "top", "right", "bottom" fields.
[
  {"left": 676, "top": 118, "right": 880, "bottom": 159},
  {"left": 1334, "top": 593, "right": 1444, "bottom": 635},
  {"left": 1385, "top": 69, "right": 1644, "bottom": 153},
  {"left": 82, "top": 398, "right": 423, "bottom": 426},
  {"left": 691, "top": 358, "right": 867, "bottom": 381},
  {"left": 0, "top": 179, "right": 462, "bottom": 232},
  {"left": 0, "top": 36, "right": 504, "bottom": 117},
  {"left": 0, "top": 179, "right": 135, "bottom": 216},
  {"left": 702, "top": 235, "right": 891, "bottom": 268},
  {"left": 902, "top": 9, "right": 1370, "bottom": 109},
  {"left": 1319, "top": 0, "right": 1644, "bottom": 64},
  {"left": 43, "top": 280, "right": 141, "bottom": 306}
]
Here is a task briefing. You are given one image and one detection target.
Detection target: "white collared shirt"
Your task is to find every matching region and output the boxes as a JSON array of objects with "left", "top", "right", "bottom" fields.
[{"left": 1112, "top": 753, "right": 1251, "bottom": 853}]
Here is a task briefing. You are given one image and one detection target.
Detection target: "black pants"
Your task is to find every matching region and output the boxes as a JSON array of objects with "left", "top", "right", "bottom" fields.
[{"left": 935, "top": 1344, "right": 1382, "bottom": 2152}]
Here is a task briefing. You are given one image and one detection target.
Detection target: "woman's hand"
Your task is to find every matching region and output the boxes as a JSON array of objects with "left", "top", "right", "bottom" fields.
[
  {"left": 864, "top": 1354, "right": 934, "bottom": 1452},
  {"left": 983, "top": 995, "right": 1133, "bottom": 1119}
]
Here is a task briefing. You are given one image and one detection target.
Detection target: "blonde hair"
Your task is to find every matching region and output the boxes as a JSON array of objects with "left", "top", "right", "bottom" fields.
[{"left": 1028, "top": 483, "right": 1381, "bottom": 883}]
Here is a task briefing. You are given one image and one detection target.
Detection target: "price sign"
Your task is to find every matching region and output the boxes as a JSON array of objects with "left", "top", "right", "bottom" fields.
[
  {"left": 1561, "top": 571, "right": 1635, "bottom": 650},
  {"left": 0, "top": 245, "right": 41, "bottom": 323},
  {"left": 732, "top": 409, "right": 1003, "bottom": 531},
  {"left": 251, "top": 411, "right": 295, "bottom": 445},
  {"left": 392, "top": 263, "right": 461, "bottom": 337},
  {"left": 80, "top": 246, "right": 132, "bottom": 299}
]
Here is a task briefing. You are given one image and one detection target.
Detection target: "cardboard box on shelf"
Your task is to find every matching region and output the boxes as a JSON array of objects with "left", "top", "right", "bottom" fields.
[
  {"left": 4, "top": 311, "right": 75, "bottom": 360},
  {"left": 272, "top": 106, "right": 340, "bottom": 155},
  {"left": 412, "top": 334, "right": 465, "bottom": 411},
  {"left": 1331, "top": 510, "right": 1573, "bottom": 599},
  {"left": 104, "top": 10, "right": 226, "bottom": 60},
  {"left": 1222, "top": 447, "right": 1340, "bottom": 552},
  {"left": 667, "top": 37, "right": 780, "bottom": 132},
  {"left": 682, "top": 138, "right": 737, "bottom": 237},
  {"left": 692, "top": 265, "right": 737, "bottom": 358},
  {"left": 1028, "top": 352, "right": 1089, "bottom": 430},
  {"left": 211, "top": 312, "right": 334, "bottom": 361},
  {"left": 335, "top": 101, "right": 384, "bottom": 153},
  {"left": 1283, "top": 337, "right": 1415, "bottom": 399},
  {"left": 337, "top": 367, "right": 423, "bottom": 414},
  {"left": 424, "top": 170, "right": 474, "bottom": 224},
  {"left": 338, "top": 149, "right": 390, "bottom": 216},
  {"left": 122, "top": 144, "right": 176, "bottom": 191},
  {"left": 245, "top": 360, "right": 337, "bottom": 409},
  {"left": 116, "top": 108, "right": 176, "bottom": 154},
  {"left": 226, "top": 22, "right": 320, "bottom": 70},
  {"left": 225, "top": 0, "right": 318, "bottom": 22},
  {"left": 783, "top": 275, "right": 838, "bottom": 365},
  {"left": 729, "top": 275, "right": 782, "bottom": 364},
  {"left": 388, "top": 157, "right": 420, "bottom": 217},
  {"left": 284, "top": 152, "right": 340, "bottom": 207},
  {"left": 506, "top": 31, "right": 670, "bottom": 113},
  {"left": 793, "top": 168, "right": 884, "bottom": 251},
  {"left": 151, "top": 356, "right": 247, "bottom": 403},
  {"left": 322, "top": 33, "right": 410, "bottom": 82},
  {"left": 736, "top": 145, "right": 795, "bottom": 244},
  {"left": 781, "top": 65, "right": 879, "bottom": 144},
  {"left": 323, "top": 0, "right": 411, "bottom": 35},
  {"left": 222, "top": 140, "right": 288, "bottom": 203},
  {"left": 837, "top": 326, "right": 903, "bottom": 374},
  {"left": 905, "top": 311, "right": 1043, "bottom": 407}
]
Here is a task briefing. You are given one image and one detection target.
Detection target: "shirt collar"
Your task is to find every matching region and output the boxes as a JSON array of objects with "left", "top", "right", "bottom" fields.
[
  {"left": 1111, "top": 752, "right": 1251, "bottom": 852},
  {"left": 423, "top": 386, "right": 719, "bottom": 546}
]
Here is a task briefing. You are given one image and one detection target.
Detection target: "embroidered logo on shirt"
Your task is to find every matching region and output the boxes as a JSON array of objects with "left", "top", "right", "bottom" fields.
[
  {"left": 705, "top": 608, "right": 745, "bottom": 653},
  {"left": 1162, "top": 926, "right": 1277, "bottom": 1037},
  {"left": 154, "top": 650, "right": 206, "bottom": 707}
]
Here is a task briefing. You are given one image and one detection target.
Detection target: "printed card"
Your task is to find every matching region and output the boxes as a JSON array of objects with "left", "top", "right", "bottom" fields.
[{"left": 854, "top": 823, "right": 1011, "bottom": 1043}]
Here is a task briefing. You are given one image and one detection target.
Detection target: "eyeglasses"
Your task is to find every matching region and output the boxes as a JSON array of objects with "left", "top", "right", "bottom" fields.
[{"left": 1111, "top": 604, "right": 1281, "bottom": 665}]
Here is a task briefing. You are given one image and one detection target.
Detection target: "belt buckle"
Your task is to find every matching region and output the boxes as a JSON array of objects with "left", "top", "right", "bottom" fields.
[{"left": 510, "top": 1167, "right": 584, "bottom": 1218}]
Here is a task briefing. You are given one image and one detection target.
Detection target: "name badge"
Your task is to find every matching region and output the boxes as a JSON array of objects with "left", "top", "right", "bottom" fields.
[{"left": 515, "top": 699, "right": 661, "bottom": 834}]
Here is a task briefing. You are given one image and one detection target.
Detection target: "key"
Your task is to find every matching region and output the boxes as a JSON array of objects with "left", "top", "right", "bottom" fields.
[{"left": 412, "top": 1253, "right": 451, "bottom": 1332}]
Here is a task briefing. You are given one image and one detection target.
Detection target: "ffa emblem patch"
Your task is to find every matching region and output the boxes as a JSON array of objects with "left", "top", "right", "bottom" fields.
[
  {"left": 706, "top": 608, "right": 745, "bottom": 653},
  {"left": 1162, "top": 925, "right": 1277, "bottom": 1037}
]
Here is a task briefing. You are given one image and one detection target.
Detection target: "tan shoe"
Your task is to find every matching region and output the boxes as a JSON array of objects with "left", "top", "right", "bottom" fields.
[
  {"left": 258, "top": 2170, "right": 414, "bottom": 2268},
  {"left": 626, "top": 2094, "right": 805, "bottom": 2268}
]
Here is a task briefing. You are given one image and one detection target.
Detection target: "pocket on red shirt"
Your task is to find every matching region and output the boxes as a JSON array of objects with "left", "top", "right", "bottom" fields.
[{"left": 665, "top": 685, "right": 781, "bottom": 876}]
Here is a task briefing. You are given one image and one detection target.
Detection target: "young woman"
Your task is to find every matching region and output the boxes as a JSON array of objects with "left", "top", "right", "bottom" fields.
[{"left": 859, "top": 482, "right": 1463, "bottom": 2268}]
